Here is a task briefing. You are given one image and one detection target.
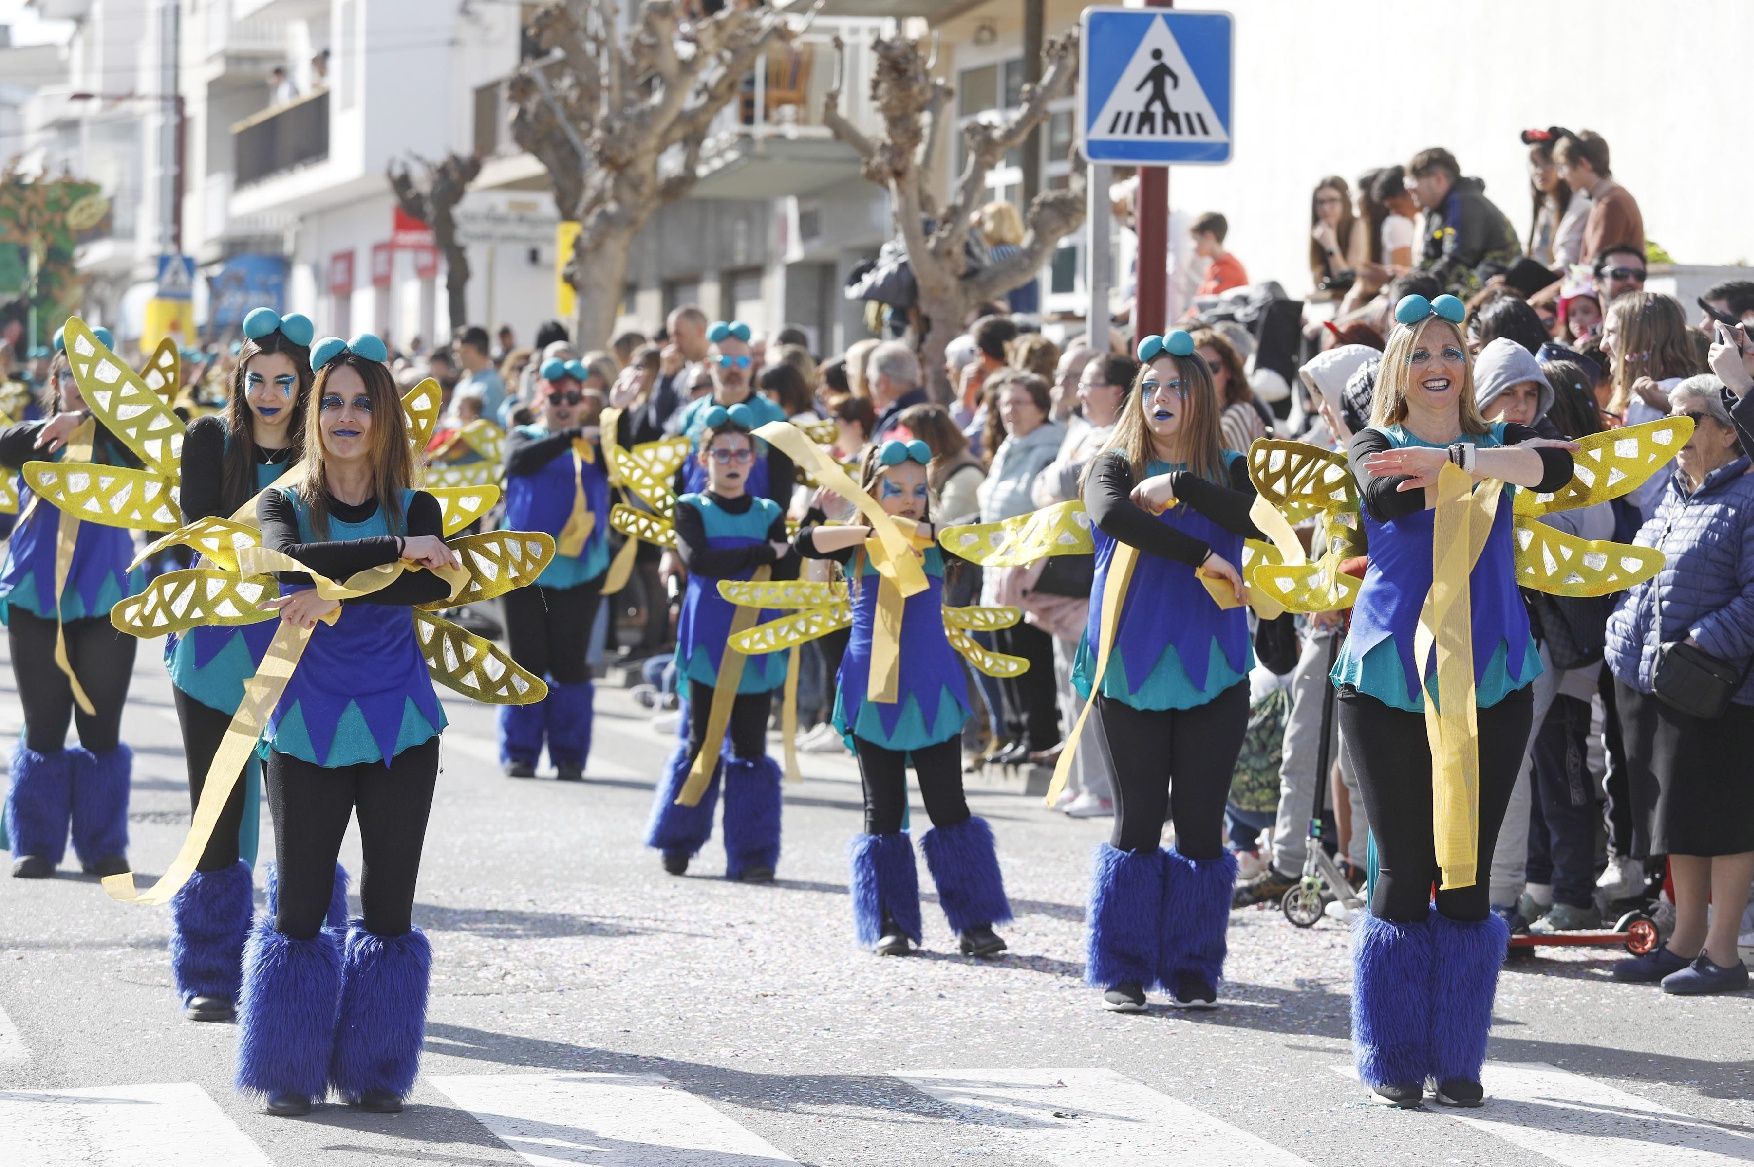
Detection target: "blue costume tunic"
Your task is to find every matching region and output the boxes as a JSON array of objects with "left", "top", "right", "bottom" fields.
[
  {"left": 833, "top": 545, "right": 972, "bottom": 752},
  {"left": 1332, "top": 422, "right": 1542, "bottom": 712},
  {"left": 264, "top": 488, "right": 447, "bottom": 767},
  {"left": 0, "top": 439, "right": 144, "bottom": 624},
  {"left": 502, "top": 425, "right": 610, "bottom": 589},
  {"left": 1072, "top": 455, "right": 1251, "bottom": 710},
  {"left": 673, "top": 492, "right": 789, "bottom": 695},
  {"left": 673, "top": 393, "right": 789, "bottom": 498}
]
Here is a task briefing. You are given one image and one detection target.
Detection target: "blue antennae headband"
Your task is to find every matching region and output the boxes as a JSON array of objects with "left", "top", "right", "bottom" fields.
[
  {"left": 541, "top": 358, "right": 588, "bottom": 383},
  {"left": 1393, "top": 293, "right": 1466, "bottom": 327},
  {"left": 707, "top": 320, "right": 752, "bottom": 344},
  {"left": 53, "top": 324, "right": 114, "bottom": 354},
  {"left": 1136, "top": 330, "right": 1195, "bottom": 363},
  {"left": 311, "top": 333, "right": 390, "bottom": 371},
  {"left": 241, "top": 307, "right": 315, "bottom": 348},
  {"left": 877, "top": 439, "right": 930, "bottom": 467},
  {"left": 702, "top": 402, "right": 758, "bottom": 432}
]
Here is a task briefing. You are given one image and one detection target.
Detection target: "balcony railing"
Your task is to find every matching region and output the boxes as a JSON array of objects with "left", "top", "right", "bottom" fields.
[{"left": 233, "top": 89, "right": 329, "bottom": 188}]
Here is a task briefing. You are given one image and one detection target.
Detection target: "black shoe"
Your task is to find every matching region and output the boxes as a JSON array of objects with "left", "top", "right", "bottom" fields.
[
  {"left": 1231, "top": 866, "right": 1298, "bottom": 909},
  {"left": 736, "top": 866, "right": 775, "bottom": 884},
  {"left": 351, "top": 1089, "right": 404, "bottom": 1114},
  {"left": 184, "top": 995, "right": 235, "bottom": 1023},
  {"left": 82, "top": 855, "right": 130, "bottom": 878},
  {"left": 503, "top": 760, "right": 536, "bottom": 779},
  {"left": 265, "top": 1092, "right": 313, "bottom": 1117},
  {"left": 1102, "top": 982, "right": 1147, "bottom": 1012},
  {"left": 1167, "top": 972, "right": 1218, "bottom": 1009},
  {"left": 662, "top": 852, "right": 690, "bottom": 876},
  {"left": 958, "top": 924, "right": 1007, "bottom": 958},
  {"left": 555, "top": 762, "right": 584, "bottom": 782},
  {"left": 992, "top": 742, "right": 1031, "bottom": 766},
  {"left": 874, "top": 918, "right": 913, "bottom": 956},
  {"left": 10, "top": 855, "right": 53, "bottom": 879},
  {"left": 1369, "top": 1081, "right": 1425, "bottom": 1108},
  {"left": 1434, "top": 1079, "right": 1484, "bottom": 1108}
]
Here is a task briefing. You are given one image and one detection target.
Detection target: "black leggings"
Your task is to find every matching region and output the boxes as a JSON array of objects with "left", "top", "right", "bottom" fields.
[
  {"left": 1099, "top": 682, "right": 1249, "bottom": 858},
  {"left": 172, "top": 687, "right": 249, "bottom": 872},
  {"left": 264, "top": 738, "right": 440, "bottom": 940},
  {"left": 8, "top": 610, "right": 136, "bottom": 753},
  {"left": 687, "top": 679, "right": 770, "bottom": 761},
  {"left": 502, "top": 580, "right": 603, "bottom": 685},
  {"left": 1339, "top": 685, "right": 1532, "bottom": 923},
  {"left": 998, "top": 621, "right": 1060, "bottom": 750},
  {"left": 854, "top": 736, "right": 970, "bottom": 835}
]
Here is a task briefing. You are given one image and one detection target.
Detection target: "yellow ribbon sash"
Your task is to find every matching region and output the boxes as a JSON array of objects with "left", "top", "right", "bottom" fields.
[
  {"left": 1045, "top": 542, "right": 1138, "bottom": 807},
  {"left": 677, "top": 565, "right": 773, "bottom": 806},
  {"left": 47, "top": 419, "right": 99, "bottom": 715},
  {"left": 781, "top": 645, "right": 802, "bottom": 783},
  {"left": 555, "top": 439, "right": 597, "bottom": 558}
]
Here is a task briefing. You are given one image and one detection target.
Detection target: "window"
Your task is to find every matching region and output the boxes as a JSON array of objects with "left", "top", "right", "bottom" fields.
[{"left": 958, "top": 64, "right": 998, "bottom": 118}]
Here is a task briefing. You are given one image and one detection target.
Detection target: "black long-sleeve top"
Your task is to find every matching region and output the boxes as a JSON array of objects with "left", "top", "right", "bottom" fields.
[
  {"left": 1081, "top": 451, "right": 1262, "bottom": 566},
  {"left": 672, "top": 491, "right": 799, "bottom": 580},
  {"left": 503, "top": 424, "right": 593, "bottom": 478},
  {"left": 0, "top": 417, "right": 142, "bottom": 472},
  {"left": 257, "top": 488, "right": 451, "bottom": 606},
  {"left": 1348, "top": 424, "right": 1575, "bottom": 523},
  {"left": 178, "top": 414, "right": 296, "bottom": 523},
  {"left": 795, "top": 523, "right": 859, "bottom": 566}
]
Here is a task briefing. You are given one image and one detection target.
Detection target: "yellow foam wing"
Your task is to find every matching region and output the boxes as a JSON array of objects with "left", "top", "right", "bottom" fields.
[
  {"left": 942, "top": 604, "right": 1022, "bottom": 632},
  {"left": 948, "top": 626, "right": 1029, "bottom": 677},
  {"left": 429, "top": 484, "right": 501, "bottom": 537},
  {"left": 1250, "top": 561, "right": 1362, "bottom": 613},
  {"left": 719, "top": 579, "right": 848, "bottom": 610},
  {"left": 423, "top": 460, "right": 500, "bottom": 490},
  {"left": 131, "top": 517, "right": 262, "bottom": 572},
  {"left": 420, "top": 531, "right": 555, "bottom": 609},
  {"left": 402, "top": 378, "right": 443, "bottom": 454},
  {"left": 414, "top": 610, "right": 547, "bottom": 705},
  {"left": 610, "top": 503, "right": 676, "bottom": 550},
  {"left": 938, "top": 500, "right": 1093, "bottom": 567},
  {"left": 798, "top": 419, "right": 838, "bottom": 447},
  {"left": 1248, "top": 438, "right": 1358, "bottom": 524},
  {"left": 21, "top": 461, "right": 181, "bottom": 531},
  {"left": 140, "top": 338, "right": 180, "bottom": 402},
  {"left": 615, "top": 436, "right": 690, "bottom": 511},
  {"left": 430, "top": 418, "right": 505, "bottom": 465},
  {"left": 62, "top": 318, "right": 184, "bottom": 473},
  {"left": 1514, "top": 517, "right": 1665, "bottom": 597},
  {"left": 110, "top": 569, "right": 279, "bottom": 638},
  {"left": 0, "top": 472, "right": 17, "bottom": 515},
  {"left": 1514, "top": 417, "right": 1693, "bottom": 517},
  {"left": 728, "top": 605, "right": 853, "bottom": 654}
]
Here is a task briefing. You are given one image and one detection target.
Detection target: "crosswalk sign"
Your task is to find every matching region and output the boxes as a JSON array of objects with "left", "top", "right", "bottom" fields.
[
  {"left": 1080, "top": 7, "right": 1233, "bottom": 166},
  {"left": 155, "top": 253, "right": 196, "bottom": 301}
]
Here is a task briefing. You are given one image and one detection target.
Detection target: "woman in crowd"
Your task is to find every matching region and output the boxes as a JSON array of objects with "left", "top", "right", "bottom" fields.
[
  {"left": 0, "top": 327, "right": 142, "bottom": 882},
  {"left": 1309, "top": 176, "right": 1369, "bottom": 298},
  {"left": 1521, "top": 127, "right": 1586, "bottom": 269},
  {"left": 164, "top": 307, "right": 314, "bottom": 1023},
  {"left": 978, "top": 200, "right": 1039, "bottom": 316},
  {"left": 497, "top": 357, "right": 612, "bottom": 781},
  {"left": 1602, "top": 292, "right": 1701, "bottom": 513},
  {"left": 799, "top": 440, "right": 1012, "bottom": 957},
  {"left": 645, "top": 404, "right": 797, "bottom": 881},
  {"left": 1191, "top": 326, "right": 1266, "bottom": 452},
  {"left": 1340, "top": 294, "right": 1574, "bottom": 1108},
  {"left": 238, "top": 335, "right": 462, "bottom": 1117},
  {"left": 1465, "top": 292, "right": 1551, "bottom": 358},
  {"left": 1077, "top": 330, "right": 1260, "bottom": 1013},
  {"left": 759, "top": 361, "right": 818, "bottom": 423},
  {"left": 1604, "top": 376, "right": 1753, "bottom": 995}
]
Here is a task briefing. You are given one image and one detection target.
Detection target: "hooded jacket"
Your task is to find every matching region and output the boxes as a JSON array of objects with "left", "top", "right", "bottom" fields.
[
  {"left": 1473, "top": 337, "right": 1554, "bottom": 421},
  {"left": 1419, "top": 175, "right": 1521, "bottom": 295},
  {"left": 1297, "top": 344, "right": 1379, "bottom": 447}
]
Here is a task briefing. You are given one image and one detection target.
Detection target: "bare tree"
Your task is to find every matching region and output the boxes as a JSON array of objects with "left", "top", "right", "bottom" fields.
[
  {"left": 387, "top": 152, "right": 483, "bottom": 330},
  {"left": 823, "top": 30, "right": 1084, "bottom": 397},
  {"left": 507, "top": 1, "right": 810, "bottom": 350}
]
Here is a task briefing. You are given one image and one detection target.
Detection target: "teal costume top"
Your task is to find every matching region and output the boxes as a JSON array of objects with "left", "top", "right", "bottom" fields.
[
  {"left": 0, "top": 432, "right": 145, "bottom": 623},
  {"left": 502, "top": 424, "right": 610, "bottom": 589},
  {"left": 673, "top": 492, "right": 790, "bottom": 695}
]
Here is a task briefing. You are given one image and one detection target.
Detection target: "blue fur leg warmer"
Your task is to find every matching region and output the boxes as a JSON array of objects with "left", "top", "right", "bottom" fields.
[
  {"left": 850, "top": 832, "right": 921, "bottom": 945},
  {"left": 1351, "top": 911, "right": 1434, "bottom": 1090},
  {"left": 69, "top": 744, "right": 130, "bottom": 868},
  {"left": 544, "top": 679, "right": 595, "bottom": 768},
  {"left": 266, "top": 862, "right": 353, "bottom": 933},
  {"left": 498, "top": 700, "right": 544, "bottom": 767},
  {"left": 6, "top": 746, "right": 73, "bottom": 866},
  {"left": 169, "top": 860, "right": 255, "bottom": 1006},
  {"left": 1429, "top": 910, "right": 1509, "bottom": 1085},
  {"left": 645, "top": 741, "right": 720, "bottom": 861},
  {"left": 920, "top": 815, "right": 1012, "bottom": 934},
  {"left": 235, "top": 919, "right": 342, "bottom": 1100},
  {"left": 721, "top": 755, "right": 782, "bottom": 879},
  {"left": 329, "top": 923, "right": 432, "bottom": 1104},
  {"left": 1159, "top": 847, "right": 1237, "bottom": 991},
  {"left": 1085, "top": 844, "right": 1164, "bottom": 989}
]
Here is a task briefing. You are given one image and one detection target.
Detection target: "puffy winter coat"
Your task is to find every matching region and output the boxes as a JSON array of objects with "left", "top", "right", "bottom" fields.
[
  {"left": 1605, "top": 457, "right": 1754, "bottom": 706},
  {"left": 1418, "top": 176, "right": 1521, "bottom": 295}
]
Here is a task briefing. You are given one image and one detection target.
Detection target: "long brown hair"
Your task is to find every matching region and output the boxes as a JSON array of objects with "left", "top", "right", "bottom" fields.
[
  {"left": 894, "top": 402, "right": 976, "bottom": 493},
  {"left": 1086, "top": 350, "right": 1226, "bottom": 487},
  {"left": 1605, "top": 292, "right": 1702, "bottom": 418},
  {"left": 224, "top": 331, "right": 312, "bottom": 513},
  {"left": 294, "top": 353, "right": 410, "bottom": 539},
  {"left": 1308, "top": 176, "right": 1357, "bottom": 282},
  {"left": 1188, "top": 326, "right": 1252, "bottom": 410},
  {"left": 1370, "top": 316, "right": 1488, "bottom": 436}
]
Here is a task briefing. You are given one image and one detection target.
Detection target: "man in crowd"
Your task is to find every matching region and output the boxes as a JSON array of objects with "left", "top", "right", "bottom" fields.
[
  {"left": 868, "top": 341, "right": 929, "bottom": 441},
  {"left": 1698, "top": 279, "right": 1754, "bottom": 337},
  {"left": 450, "top": 325, "right": 506, "bottom": 423},
  {"left": 1555, "top": 130, "right": 1645, "bottom": 264},
  {"left": 1593, "top": 244, "right": 1647, "bottom": 303},
  {"left": 1404, "top": 146, "right": 1520, "bottom": 296}
]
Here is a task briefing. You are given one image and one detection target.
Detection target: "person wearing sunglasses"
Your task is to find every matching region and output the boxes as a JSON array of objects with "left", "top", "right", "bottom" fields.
[
  {"left": 1341, "top": 294, "right": 1576, "bottom": 1108},
  {"left": 669, "top": 320, "right": 793, "bottom": 508},
  {"left": 1592, "top": 243, "right": 1648, "bottom": 304},
  {"left": 646, "top": 403, "right": 797, "bottom": 882},
  {"left": 497, "top": 357, "right": 612, "bottom": 782},
  {"left": 1073, "top": 329, "right": 1263, "bottom": 1015}
]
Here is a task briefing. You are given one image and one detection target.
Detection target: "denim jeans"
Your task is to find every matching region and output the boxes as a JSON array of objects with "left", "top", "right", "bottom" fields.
[{"left": 1526, "top": 693, "right": 1599, "bottom": 909}]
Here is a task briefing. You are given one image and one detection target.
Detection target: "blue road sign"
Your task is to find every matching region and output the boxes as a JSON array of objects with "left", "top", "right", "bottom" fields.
[
  {"left": 1080, "top": 7, "right": 1233, "bottom": 166},
  {"left": 155, "top": 253, "right": 196, "bottom": 301}
]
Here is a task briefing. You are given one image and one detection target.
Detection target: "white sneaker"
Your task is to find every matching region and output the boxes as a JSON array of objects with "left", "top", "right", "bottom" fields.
[
  {"left": 650, "top": 711, "right": 680, "bottom": 736},
  {"left": 1596, "top": 855, "right": 1645, "bottom": 901},
  {"left": 1235, "top": 849, "right": 1267, "bottom": 881},
  {"left": 1063, "top": 793, "right": 1114, "bottom": 819},
  {"left": 800, "top": 726, "right": 847, "bottom": 754}
]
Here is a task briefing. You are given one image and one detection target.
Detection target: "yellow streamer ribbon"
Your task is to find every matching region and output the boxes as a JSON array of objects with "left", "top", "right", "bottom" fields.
[
  {"left": 48, "top": 419, "right": 98, "bottom": 715},
  {"left": 556, "top": 439, "right": 596, "bottom": 558},
  {"left": 677, "top": 565, "right": 773, "bottom": 806},
  {"left": 781, "top": 645, "right": 801, "bottom": 783},
  {"left": 597, "top": 407, "right": 638, "bottom": 595},
  {"left": 1045, "top": 543, "right": 1138, "bottom": 807}
]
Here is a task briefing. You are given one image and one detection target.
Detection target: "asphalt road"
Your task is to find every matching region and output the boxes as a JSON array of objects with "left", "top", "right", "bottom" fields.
[{"left": 1, "top": 631, "right": 1750, "bottom": 1166}]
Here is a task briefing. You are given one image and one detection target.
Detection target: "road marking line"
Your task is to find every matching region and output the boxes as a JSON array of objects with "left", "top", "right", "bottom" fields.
[
  {"left": 428, "top": 1071, "right": 801, "bottom": 1166},
  {"left": 0, "top": 1082, "right": 272, "bottom": 1167},
  {"left": 0, "top": 1002, "right": 25, "bottom": 1064},
  {"left": 894, "top": 1067, "right": 1316, "bottom": 1166}
]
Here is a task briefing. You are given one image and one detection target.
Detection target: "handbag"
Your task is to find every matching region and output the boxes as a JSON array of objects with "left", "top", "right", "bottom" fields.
[{"left": 1650, "top": 581, "right": 1746, "bottom": 720}]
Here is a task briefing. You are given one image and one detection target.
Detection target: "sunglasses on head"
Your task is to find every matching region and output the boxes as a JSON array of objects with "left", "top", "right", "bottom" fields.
[{"left": 716, "top": 354, "right": 753, "bottom": 370}]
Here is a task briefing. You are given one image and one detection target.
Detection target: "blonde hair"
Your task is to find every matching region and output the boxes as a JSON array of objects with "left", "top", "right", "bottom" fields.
[
  {"left": 978, "top": 200, "right": 1026, "bottom": 247},
  {"left": 1086, "top": 351, "right": 1226, "bottom": 487},
  {"left": 1604, "top": 292, "right": 1701, "bottom": 418},
  {"left": 1009, "top": 334, "right": 1061, "bottom": 380},
  {"left": 296, "top": 355, "right": 411, "bottom": 539},
  {"left": 1370, "top": 316, "right": 1488, "bottom": 436},
  {"left": 844, "top": 337, "right": 881, "bottom": 398},
  {"left": 578, "top": 350, "right": 619, "bottom": 390}
]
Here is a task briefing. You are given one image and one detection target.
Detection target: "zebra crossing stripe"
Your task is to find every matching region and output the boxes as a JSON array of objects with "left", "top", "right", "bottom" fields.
[
  {"left": 428, "top": 1071, "right": 801, "bottom": 1166},
  {"left": 893, "top": 1067, "right": 1316, "bottom": 1166},
  {"left": 0, "top": 1002, "right": 25, "bottom": 1064},
  {"left": 0, "top": 1082, "right": 272, "bottom": 1167}
]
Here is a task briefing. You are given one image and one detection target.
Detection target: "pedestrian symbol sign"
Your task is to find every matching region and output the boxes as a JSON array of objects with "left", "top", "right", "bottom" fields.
[{"left": 1080, "top": 7, "right": 1233, "bottom": 166}]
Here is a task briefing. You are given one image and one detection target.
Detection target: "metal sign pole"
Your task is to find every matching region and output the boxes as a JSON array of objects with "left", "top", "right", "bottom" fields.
[
  {"left": 1130, "top": 0, "right": 1173, "bottom": 340},
  {"left": 1086, "top": 160, "right": 1110, "bottom": 353}
]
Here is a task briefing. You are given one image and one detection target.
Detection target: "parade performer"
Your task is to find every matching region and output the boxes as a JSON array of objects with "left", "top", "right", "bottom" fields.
[
  {"left": 669, "top": 321, "right": 793, "bottom": 507},
  {"left": 498, "top": 357, "right": 610, "bottom": 780},
  {"left": 1071, "top": 330, "right": 1261, "bottom": 1013},
  {"left": 644, "top": 403, "right": 796, "bottom": 881},
  {"left": 0, "top": 325, "right": 143, "bottom": 880},
  {"left": 795, "top": 439, "right": 1014, "bottom": 958}
]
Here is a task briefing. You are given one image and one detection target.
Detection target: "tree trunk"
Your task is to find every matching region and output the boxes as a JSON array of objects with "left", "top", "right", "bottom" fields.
[
  {"left": 439, "top": 228, "right": 470, "bottom": 330},
  {"left": 571, "top": 225, "right": 632, "bottom": 353}
]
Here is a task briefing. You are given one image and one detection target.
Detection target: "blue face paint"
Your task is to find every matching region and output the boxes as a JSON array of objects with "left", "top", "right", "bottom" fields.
[
  {"left": 879, "top": 479, "right": 904, "bottom": 499},
  {"left": 246, "top": 372, "right": 264, "bottom": 389},
  {"left": 274, "top": 374, "right": 297, "bottom": 398},
  {"left": 1141, "top": 378, "right": 1188, "bottom": 398},
  {"left": 320, "top": 393, "right": 374, "bottom": 413}
]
